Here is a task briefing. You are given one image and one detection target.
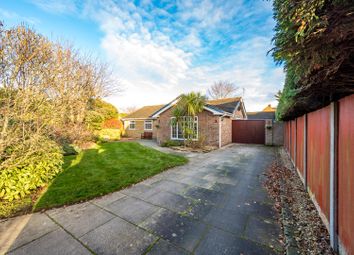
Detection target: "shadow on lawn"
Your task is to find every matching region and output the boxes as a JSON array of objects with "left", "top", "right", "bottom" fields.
[{"left": 33, "top": 142, "right": 187, "bottom": 211}]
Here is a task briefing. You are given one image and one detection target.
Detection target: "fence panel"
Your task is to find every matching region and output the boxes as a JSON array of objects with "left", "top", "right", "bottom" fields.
[
  {"left": 338, "top": 94, "right": 354, "bottom": 255},
  {"left": 290, "top": 120, "right": 296, "bottom": 160},
  {"left": 296, "top": 115, "right": 305, "bottom": 177},
  {"left": 307, "top": 105, "right": 331, "bottom": 222},
  {"left": 286, "top": 121, "right": 290, "bottom": 152}
]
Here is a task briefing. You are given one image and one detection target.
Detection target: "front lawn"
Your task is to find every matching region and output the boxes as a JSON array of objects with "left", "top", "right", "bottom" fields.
[{"left": 34, "top": 142, "right": 187, "bottom": 210}]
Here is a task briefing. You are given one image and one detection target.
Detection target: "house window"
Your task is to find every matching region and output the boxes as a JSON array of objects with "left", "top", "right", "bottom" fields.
[
  {"left": 129, "top": 121, "right": 136, "bottom": 130},
  {"left": 171, "top": 116, "right": 198, "bottom": 140},
  {"left": 144, "top": 120, "right": 153, "bottom": 130}
]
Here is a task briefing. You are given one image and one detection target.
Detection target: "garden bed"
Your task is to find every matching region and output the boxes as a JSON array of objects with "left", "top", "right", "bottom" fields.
[{"left": 263, "top": 151, "right": 334, "bottom": 255}]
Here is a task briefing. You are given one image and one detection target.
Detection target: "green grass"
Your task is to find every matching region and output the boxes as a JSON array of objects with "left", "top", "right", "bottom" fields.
[{"left": 34, "top": 142, "right": 187, "bottom": 210}]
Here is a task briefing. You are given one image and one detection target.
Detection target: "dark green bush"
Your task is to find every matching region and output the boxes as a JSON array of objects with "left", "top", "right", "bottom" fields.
[
  {"left": 62, "top": 143, "right": 81, "bottom": 156},
  {"left": 161, "top": 140, "right": 182, "bottom": 147}
]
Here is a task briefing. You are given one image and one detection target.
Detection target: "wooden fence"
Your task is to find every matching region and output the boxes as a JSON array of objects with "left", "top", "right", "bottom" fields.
[{"left": 284, "top": 93, "right": 354, "bottom": 255}]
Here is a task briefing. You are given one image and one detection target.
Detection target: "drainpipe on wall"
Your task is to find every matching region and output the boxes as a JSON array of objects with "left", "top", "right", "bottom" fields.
[{"left": 218, "top": 116, "right": 222, "bottom": 148}]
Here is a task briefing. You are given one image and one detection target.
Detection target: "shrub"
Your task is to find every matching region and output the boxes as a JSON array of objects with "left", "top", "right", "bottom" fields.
[
  {"left": 102, "top": 118, "right": 122, "bottom": 129},
  {"left": 97, "top": 128, "right": 121, "bottom": 142},
  {"left": 62, "top": 143, "right": 81, "bottom": 156},
  {"left": 0, "top": 138, "right": 63, "bottom": 202},
  {"left": 161, "top": 140, "right": 183, "bottom": 147}
]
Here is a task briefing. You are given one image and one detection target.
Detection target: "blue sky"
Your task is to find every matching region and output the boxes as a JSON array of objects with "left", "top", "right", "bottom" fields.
[{"left": 0, "top": 0, "right": 284, "bottom": 111}]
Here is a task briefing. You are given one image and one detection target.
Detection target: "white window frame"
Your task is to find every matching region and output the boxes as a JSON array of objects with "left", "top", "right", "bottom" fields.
[
  {"left": 144, "top": 120, "right": 153, "bottom": 131},
  {"left": 129, "top": 121, "right": 136, "bottom": 130},
  {"left": 170, "top": 116, "right": 198, "bottom": 140}
]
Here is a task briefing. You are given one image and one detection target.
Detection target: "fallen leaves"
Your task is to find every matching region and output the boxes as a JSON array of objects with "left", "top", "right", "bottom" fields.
[{"left": 263, "top": 152, "right": 334, "bottom": 255}]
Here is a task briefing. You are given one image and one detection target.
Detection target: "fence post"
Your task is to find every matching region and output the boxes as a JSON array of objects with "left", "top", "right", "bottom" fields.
[
  {"left": 304, "top": 114, "right": 307, "bottom": 188},
  {"left": 330, "top": 102, "right": 338, "bottom": 251},
  {"left": 294, "top": 119, "right": 297, "bottom": 168}
]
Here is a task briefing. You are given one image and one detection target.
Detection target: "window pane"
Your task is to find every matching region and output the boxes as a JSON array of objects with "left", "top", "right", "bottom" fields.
[{"left": 145, "top": 120, "right": 152, "bottom": 130}]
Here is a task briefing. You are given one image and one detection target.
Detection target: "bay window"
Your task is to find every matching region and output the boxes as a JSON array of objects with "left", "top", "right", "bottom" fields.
[{"left": 171, "top": 116, "right": 198, "bottom": 140}]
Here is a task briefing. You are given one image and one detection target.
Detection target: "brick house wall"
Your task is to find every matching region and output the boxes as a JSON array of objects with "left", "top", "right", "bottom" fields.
[
  {"left": 156, "top": 107, "right": 220, "bottom": 147},
  {"left": 232, "top": 108, "right": 244, "bottom": 119},
  {"left": 221, "top": 117, "right": 232, "bottom": 146},
  {"left": 124, "top": 119, "right": 157, "bottom": 139}
]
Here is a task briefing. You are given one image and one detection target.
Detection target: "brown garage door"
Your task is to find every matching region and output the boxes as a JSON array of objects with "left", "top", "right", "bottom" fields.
[{"left": 232, "top": 120, "right": 265, "bottom": 144}]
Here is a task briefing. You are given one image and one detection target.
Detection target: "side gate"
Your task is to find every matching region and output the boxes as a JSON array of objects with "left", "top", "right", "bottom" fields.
[{"left": 232, "top": 120, "right": 265, "bottom": 144}]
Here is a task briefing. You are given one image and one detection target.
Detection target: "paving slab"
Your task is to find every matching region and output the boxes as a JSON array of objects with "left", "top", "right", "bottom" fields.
[
  {"left": 244, "top": 216, "right": 282, "bottom": 251},
  {"left": 91, "top": 191, "right": 126, "bottom": 207},
  {"left": 145, "top": 191, "right": 193, "bottom": 212},
  {"left": 0, "top": 213, "right": 58, "bottom": 254},
  {"left": 8, "top": 228, "right": 90, "bottom": 255},
  {"left": 141, "top": 209, "right": 208, "bottom": 252},
  {"left": 150, "top": 179, "right": 189, "bottom": 195},
  {"left": 202, "top": 207, "right": 249, "bottom": 235},
  {"left": 105, "top": 196, "right": 159, "bottom": 224},
  {"left": 121, "top": 183, "right": 161, "bottom": 200},
  {"left": 147, "top": 239, "right": 191, "bottom": 255},
  {"left": 47, "top": 202, "right": 114, "bottom": 238},
  {"left": 182, "top": 186, "right": 226, "bottom": 205},
  {"left": 195, "top": 227, "right": 276, "bottom": 255},
  {"left": 80, "top": 217, "right": 157, "bottom": 255},
  {"left": 224, "top": 200, "right": 278, "bottom": 221}
]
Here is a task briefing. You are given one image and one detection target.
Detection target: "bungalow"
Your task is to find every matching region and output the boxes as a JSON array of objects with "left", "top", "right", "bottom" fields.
[
  {"left": 122, "top": 105, "right": 164, "bottom": 139},
  {"left": 122, "top": 97, "right": 247, "bottom": 147}
]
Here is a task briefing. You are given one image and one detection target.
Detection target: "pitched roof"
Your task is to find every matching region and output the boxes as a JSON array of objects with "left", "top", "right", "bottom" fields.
[
  {"left": 262, "top": 104, "right": 276, "bottom": 112},
  {"left": 247, "top": 111, "right": 275, "bottom": 120},
  {"left": 207, "top": 97, "right": 241, "bottom": 114},
  {"left": 124, "top": 105, "right": 165, "bottom": 119}
]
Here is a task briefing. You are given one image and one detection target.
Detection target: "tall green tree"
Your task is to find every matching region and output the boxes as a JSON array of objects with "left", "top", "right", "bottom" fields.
[{"left": 272, "top": 0, "right": 354, "bottom": 119}]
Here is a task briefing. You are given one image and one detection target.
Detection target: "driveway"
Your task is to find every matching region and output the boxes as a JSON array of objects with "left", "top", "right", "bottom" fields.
[{"left": 0, "top": 144, "right": 282, "bottom": 255}]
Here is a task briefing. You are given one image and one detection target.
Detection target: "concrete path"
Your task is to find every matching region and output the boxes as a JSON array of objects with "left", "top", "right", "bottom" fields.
[{"left": 0, "top": 144, "right": 282, "bottom": 255}]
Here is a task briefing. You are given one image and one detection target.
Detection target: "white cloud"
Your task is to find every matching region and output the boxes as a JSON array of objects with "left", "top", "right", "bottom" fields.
[
  {"left": 0, "top": 8, "right": 40, "bottom": 25},
  {"left": 25, "top": 0, "right": 285, "bottom": 112},
  {"left": 28, "top": 0, "right": 78, "bottom": 14}
]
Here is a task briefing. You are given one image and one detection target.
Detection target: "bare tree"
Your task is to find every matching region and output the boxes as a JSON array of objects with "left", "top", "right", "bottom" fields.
[
  {"left": 0, "top": 23, "right": 122, "bottom": 200},
  {"left": 207, "top": 80, "right": 238, "bottom": 99},
  {"left": 124, "top": 106, "right": 139, "bottom": 114}
]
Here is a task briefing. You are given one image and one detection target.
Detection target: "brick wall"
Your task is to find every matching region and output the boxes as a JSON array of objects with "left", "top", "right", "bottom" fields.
[
  {"left": 265, "top": 121, "right": 284, "bottom": 146},
  {"left": 156, "top": 107, "right": 220, "bottom": 147},
  {"left": 221, "top": 117, "right": 232, "bottom": 146},
  {"left": 124, "top": 119, "right": 156, "bottom": 139},
  {"left": 232, "top": 109, "right": 244, "bottom": 119}
]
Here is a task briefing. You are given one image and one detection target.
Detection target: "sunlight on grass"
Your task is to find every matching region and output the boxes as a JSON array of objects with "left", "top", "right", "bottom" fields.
[{"left": 34, "top": 142, "right": 187, "bottom": 211}]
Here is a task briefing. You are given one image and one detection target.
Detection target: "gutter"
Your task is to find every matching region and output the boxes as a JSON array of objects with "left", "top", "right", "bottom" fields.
[{"left": 219, "top": 116, "right": 222, "bottom": 148}]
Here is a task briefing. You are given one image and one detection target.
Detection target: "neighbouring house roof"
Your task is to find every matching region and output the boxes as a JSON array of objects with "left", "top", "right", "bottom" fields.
[
  {"left": 247, "top": 111, "right": 275, "bottom": 120},
  {"left": 123, "top": 105, "right": 165, "bottom": 119},
  {"left": 262, "top": 104, "right": 276, "bottom": 112},
  {"left": 151, "top": 96, "right": 246, "bottom": 118}
]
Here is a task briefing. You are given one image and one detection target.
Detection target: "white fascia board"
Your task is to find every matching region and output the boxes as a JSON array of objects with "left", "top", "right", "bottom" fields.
[
  {"left": 151, "top": 98, "right": 180, "bottom": 118},
  {"left": 203, "top": 106, "right": 224, "bottom": 115},
  {"left": 240, "top": 98, "right": 247, "bottom": 118}
]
